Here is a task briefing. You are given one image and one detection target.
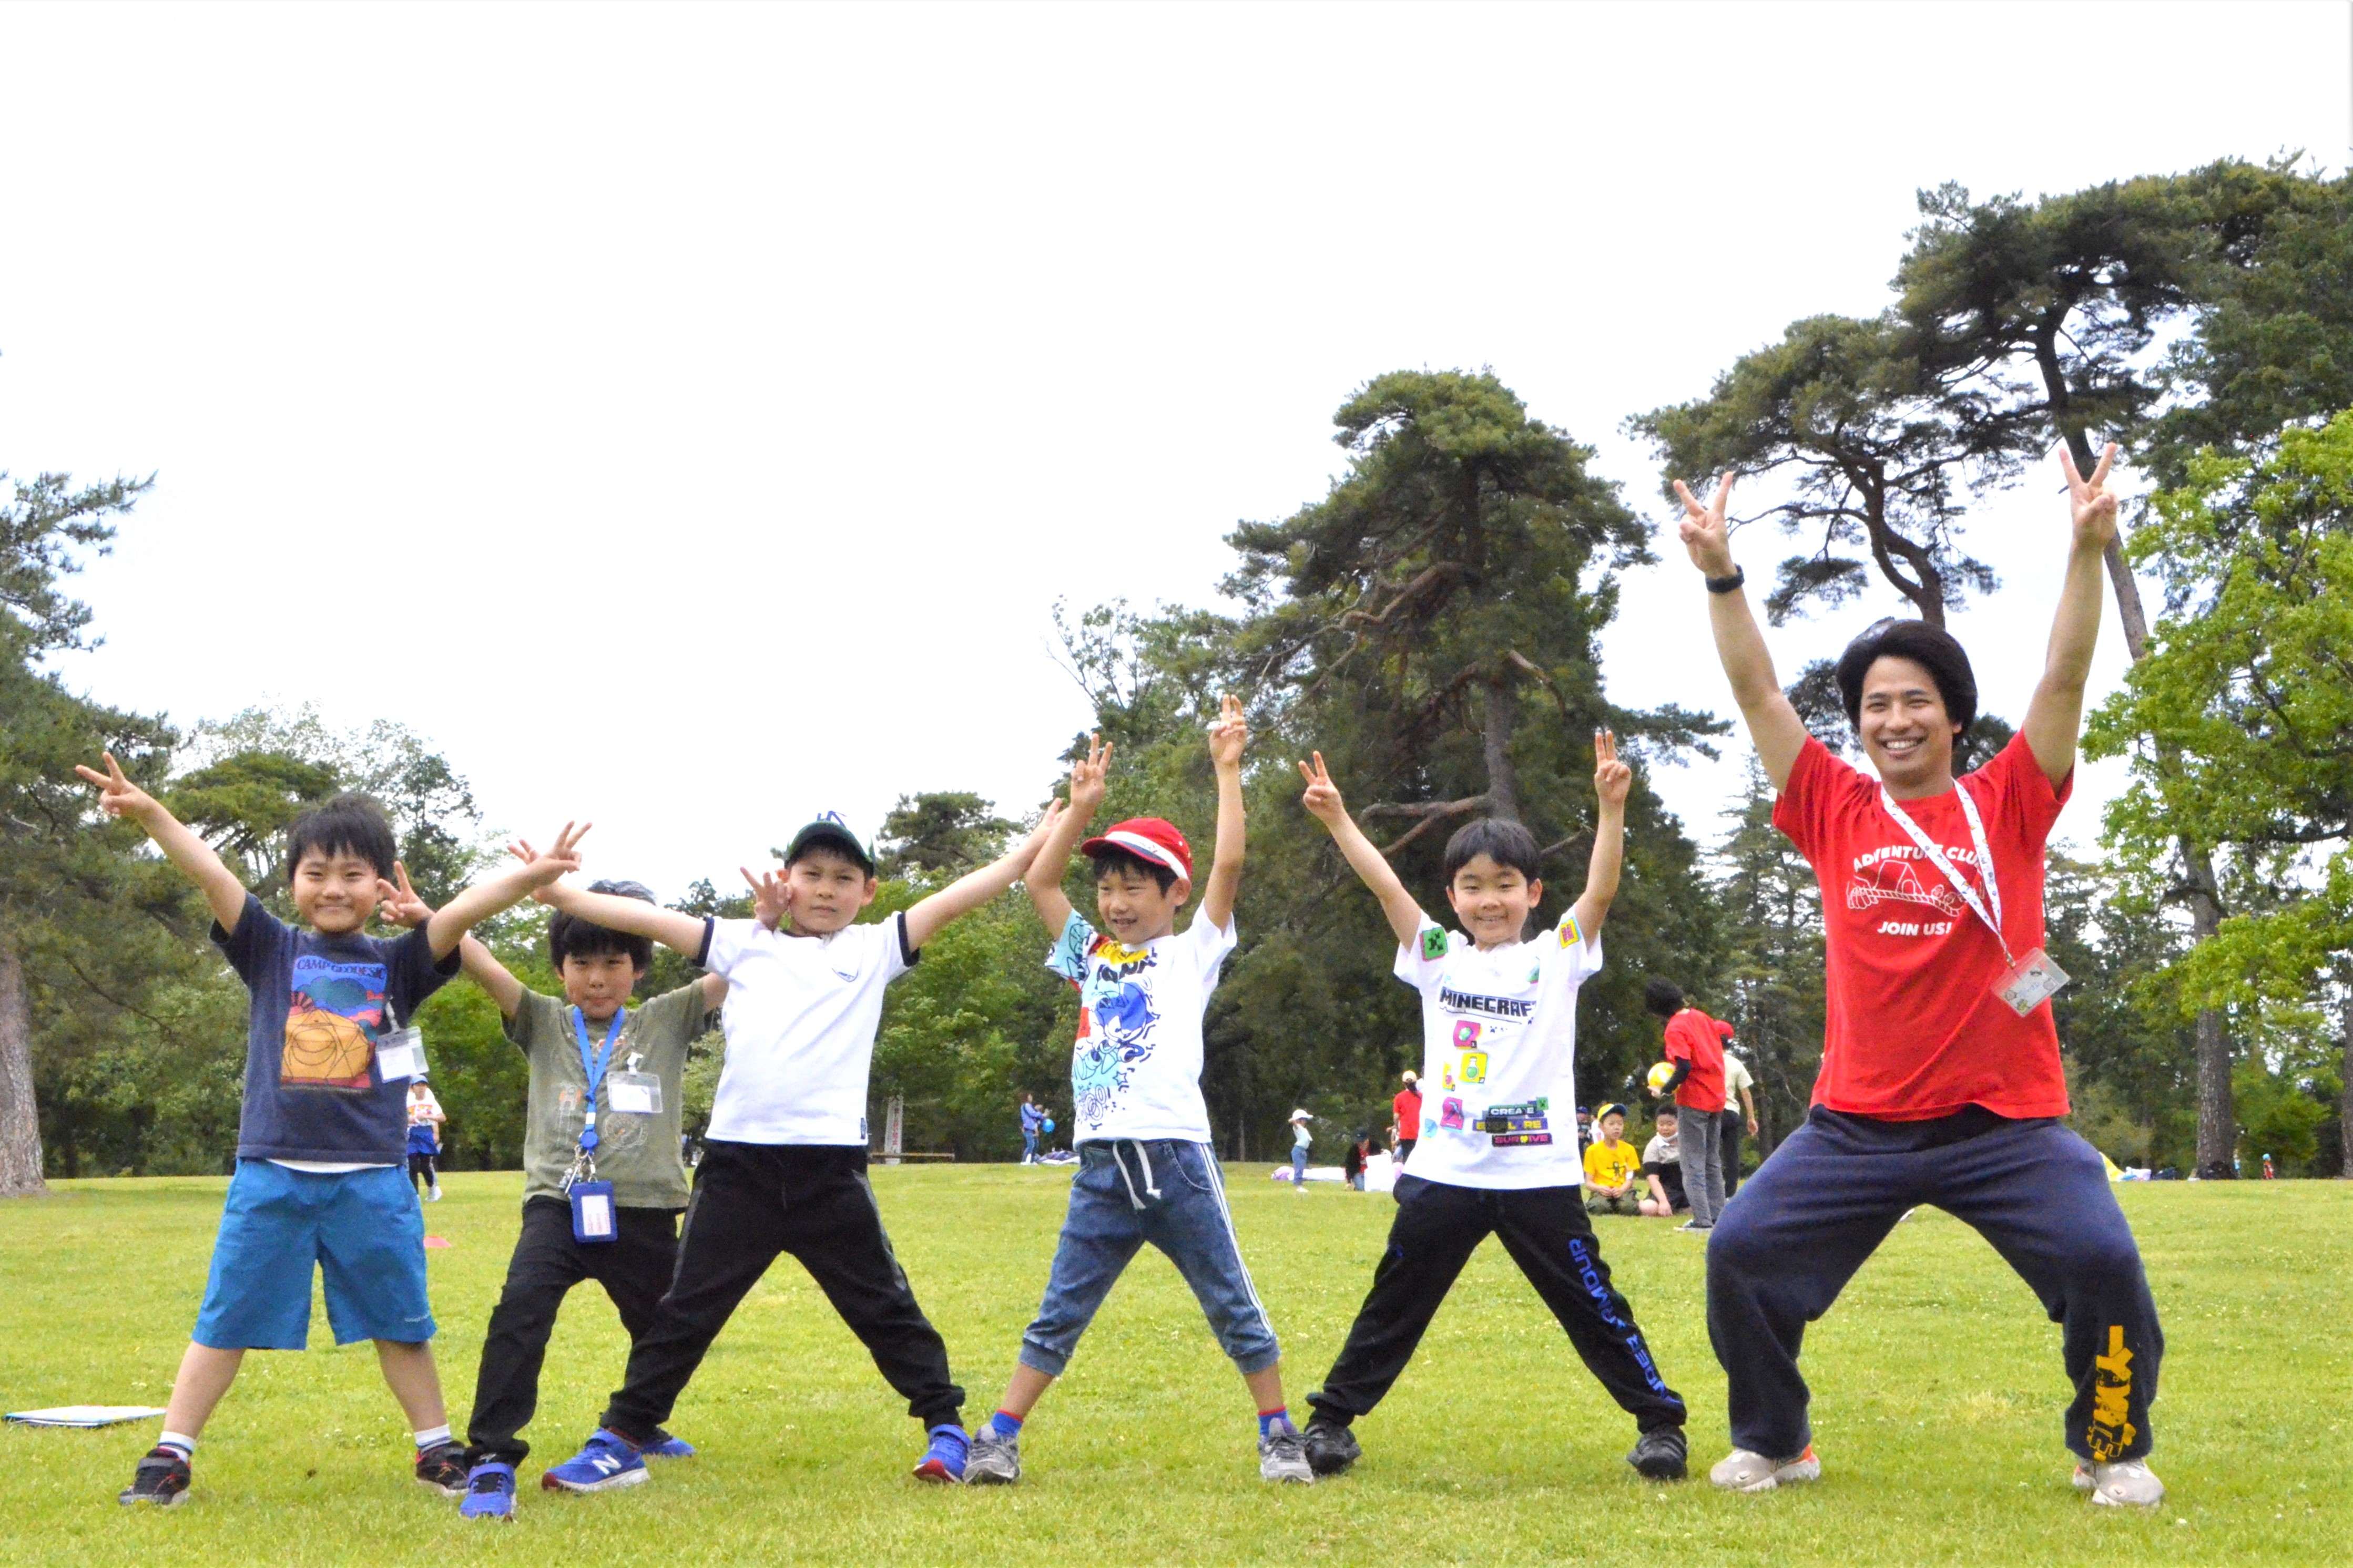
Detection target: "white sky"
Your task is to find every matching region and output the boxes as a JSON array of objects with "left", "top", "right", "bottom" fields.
[{"left": 6, "top": 1, "right": 2348, "bottom": 897}]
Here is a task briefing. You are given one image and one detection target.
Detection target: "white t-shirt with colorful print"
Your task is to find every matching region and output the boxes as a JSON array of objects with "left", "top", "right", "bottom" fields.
[
  {"left": 1047, "top": 909, "right": 1236, "bottom": 1144},
  {"left": 1393, "top": 907, "right": 1603, "bottom": 1190}
]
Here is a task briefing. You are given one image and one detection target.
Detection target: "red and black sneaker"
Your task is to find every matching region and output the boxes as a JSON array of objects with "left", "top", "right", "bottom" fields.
[
  {"left": 415, "top": 1440, "right": 471, "bottom": 1495},
  {"left": 119, "top": 1447, "right": 191, "bottom": 1506}
]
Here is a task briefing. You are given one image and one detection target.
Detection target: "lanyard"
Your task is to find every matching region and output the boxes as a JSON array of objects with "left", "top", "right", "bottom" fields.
[
  {"left": 571, "top": 1007, "right": 625, "bottom": 1155},
  {"left": 1877, "top": 781, "right": 2014, "bottom": 964}
]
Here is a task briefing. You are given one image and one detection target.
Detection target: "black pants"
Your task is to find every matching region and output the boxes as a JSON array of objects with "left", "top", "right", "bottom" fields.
[
  {"left": 466, "top": 1197, "right": 682, "bottom": 1465},
  {"left": 600, "top": 1141, "right": 963, "bottom": 1440},
  {"left": 1709, "top": 1107, "right": 2162, "bottom": 1462},
  {"left": 408, "top": 1152, "right": 438, "bottom": 1192},
  {"left": 1719, "top": 1111, "right": 1744, "bottom": 1196},
  {"left": 1308, "top": 1175, "right": 1685, "bottom": 1434}
]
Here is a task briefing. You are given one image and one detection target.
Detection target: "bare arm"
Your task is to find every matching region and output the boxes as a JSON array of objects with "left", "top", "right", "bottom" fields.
[
  {"left": 1199, "top": 695, "right": 1247, "bottom": 931},
  {"left": 537, "top": 877, "right": 709, "bottom": 958},
  {"left": 77, "top": 752, "right": 249, "bottom": 932},
  {"left": 457, "top": 935, "right": 527, "bottom": 1018},
  {"left": 1026, "top": 735, "right": 1111, "bottom": 937},
  {"left": 422, "top": 823, "right": 590, "bottom": 960},
  {"left": 1296, "top": 752, "right": 1424, "bottom": 950},
  {"left": 904, "top": 800, "right": 1065, "bottom": 951},
  {"left": 1569, "top": 729, "right": 1631, "bottom": 938},
  {"left": 2021, "top": 444, "right": 2119, "bottom": 791},
  {"left": 698, "top": 971, "right": 729, "bottom": 1012},
  {"left": 1674, "top": 476, "right": 1810, "bottom": 790}
]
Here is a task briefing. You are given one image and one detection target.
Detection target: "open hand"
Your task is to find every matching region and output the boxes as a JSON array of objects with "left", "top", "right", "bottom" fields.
[
  {"left": 376, "top": 863, "right": 434, "bottom": 929},
  {"left": 75, "top": 751, "right": 161, "bottom": 825},
  {"left": 1296, "top": 751, "right": 1348, "bottom": 826},
  {"left": 2061, "top": 442, "right": 2120, "bottom": 550},
  {"left": 1671, "top": 473, "right": 1737, "bottom": 577},
  {"left": 1593, "top": 729, "right": 1631, "bottom": 808},
  {"left": 1207, "top": 693, "right": 1248, "bottom": 769},
  {"left": 509, "top": 821, "right": 590, "bottom": 892},
  {"left": 741, "top": 862, "right": 794, "bottom": 930},
  {"left": 1068, "top": 733, "right": 1113, "bottom": 816}
]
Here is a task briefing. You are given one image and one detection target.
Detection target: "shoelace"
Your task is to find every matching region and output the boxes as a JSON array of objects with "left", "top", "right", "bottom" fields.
[{"left": 468, "top": 1471, "right": 510, "bottom": 1495}]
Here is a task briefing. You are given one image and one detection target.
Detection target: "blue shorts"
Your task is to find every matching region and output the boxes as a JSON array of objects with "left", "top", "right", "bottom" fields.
[{"left": 191, "top": 1161, "right": 436, "bottom": 1349}]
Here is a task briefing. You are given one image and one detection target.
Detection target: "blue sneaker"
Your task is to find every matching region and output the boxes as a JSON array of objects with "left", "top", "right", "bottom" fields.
[
  {"left": 912, "top": 1424, "right": 968, "bottom": 1483},
  {"left": 539, "top": 1429, "right": 647, "bottom": 1493},
  {"left": 643, "top": 1432, "right": 696, "bottom": 1460},
  {"left": 459, "top": 1462, "right": 516, "bottom": 1520}
]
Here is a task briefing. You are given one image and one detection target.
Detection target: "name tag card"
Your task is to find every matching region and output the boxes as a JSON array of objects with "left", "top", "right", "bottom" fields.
[
  {"left": 1994, "top": 947, "right": 2071, "bottom": 1017},
  {"left": 377, "top": 1028, "right": 427, "bottom": 1082},
  {"left": 569, "top": 1180, "right": 617, "bottom": 1244},
  {"left": 607, "top": 1072, "right": 663, "bottom": 1115}
]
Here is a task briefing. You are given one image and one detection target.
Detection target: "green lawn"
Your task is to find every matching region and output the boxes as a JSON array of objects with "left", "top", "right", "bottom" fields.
[{"left": 1, "top": 1169, "right": 2345, "bottom": 1565}]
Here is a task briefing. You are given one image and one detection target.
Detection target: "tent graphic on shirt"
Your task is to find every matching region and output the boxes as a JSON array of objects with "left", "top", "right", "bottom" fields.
[
  {"left": 282, "top": 955, "right": 387, "bottom": 1089},
  {"left": 1845, "top": 854, "right": 1965, "bottom": 917}
]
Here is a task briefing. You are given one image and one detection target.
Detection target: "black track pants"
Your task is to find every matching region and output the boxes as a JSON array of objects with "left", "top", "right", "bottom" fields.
[{"left": 1308, "top": 1175, "right": 1685, "bottom": 1433}]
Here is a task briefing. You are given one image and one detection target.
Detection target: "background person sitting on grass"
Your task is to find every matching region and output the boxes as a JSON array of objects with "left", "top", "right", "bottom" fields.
[
  {"left": 1638, "top": 1108, "right": 1687, "bottom": 1219},
  {"left": 1583, "top": 1105, "right": 1643, "bottom": 1216}
]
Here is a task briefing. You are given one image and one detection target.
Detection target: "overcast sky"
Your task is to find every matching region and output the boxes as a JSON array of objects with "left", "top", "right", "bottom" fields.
[{"left": 5, "top": 2, "right": 2348, "bottom": 897}]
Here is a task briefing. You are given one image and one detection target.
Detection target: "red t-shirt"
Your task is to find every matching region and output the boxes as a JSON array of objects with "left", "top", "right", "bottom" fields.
[
  {"left": 1663, "top": 1009, "right": 1733, "bottom": 1113},
  {"left": 1393, "top": 1087, "right": 1422, "bottom": 1137},
  {"left": 1772, "top": 732, "right": 2072, "bottom": 1121}
]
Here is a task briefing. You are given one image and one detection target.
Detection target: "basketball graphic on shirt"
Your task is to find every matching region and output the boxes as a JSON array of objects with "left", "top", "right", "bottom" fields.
[
  {"left": 280, "top": 955, "right": 388, "bottom": 1089},
  {"left": 1846, "top": 855, "right": 1965, "bottom": 916}
]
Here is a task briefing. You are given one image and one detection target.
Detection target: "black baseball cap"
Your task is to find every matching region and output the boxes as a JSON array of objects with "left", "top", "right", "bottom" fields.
[{"left": 783, "top": 813, "right": 875, "bottom": 876}]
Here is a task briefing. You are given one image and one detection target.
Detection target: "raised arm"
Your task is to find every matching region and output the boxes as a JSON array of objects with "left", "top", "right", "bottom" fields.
[
  {"left": 1674, "top": 475, "right": 1809, "bottom": 790},
  {"left": 536, "top": 873, "right": 709, "bottom": 959},
  {"left": 904, "top": 798, "right": 1065, "bottom": 951},
  {"left": 1198, "top": 695, "right": 1247, "bottom": 931},
  {"left": 1296, "top": 752, "right": 1424, "bottom": 950},
  {"left": 422, "top": 823, "right": 590, "bottom": 960},
  {"left": 77, "top": 752, "right": 249, "bottom": 932},
  {"left": 375, "top": 869, "right": 529, "bottom": 1017},
  {"left": 1569, "top": 729, "right": 1631, "bottom": 937},
  {"left": 2021, "top": 443, "right": 2118, "bottom": 791},
  {"left": 1026, "top": 735, "right": 1111, "bottom": 936}
]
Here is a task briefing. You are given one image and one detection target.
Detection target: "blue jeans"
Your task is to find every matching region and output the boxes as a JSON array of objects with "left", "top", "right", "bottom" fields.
[
  {"left": 1023, "top": 1131, "right": 1038, "bottom": 1161},
  {"left": 1290, "top": 1145, "right": 1308, "bottom": 1183},
  {"left": 1020, "top": 1140, "right": 1280, "bottom": 1377}
]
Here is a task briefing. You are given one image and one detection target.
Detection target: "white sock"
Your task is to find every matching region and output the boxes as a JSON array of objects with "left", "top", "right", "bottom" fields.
[
  {"left": 413, "top": 1424, "right": 452, "bottom": 1450},
  {"left": 158, "top": 1431, "right": 196, "bottom": 1459}
]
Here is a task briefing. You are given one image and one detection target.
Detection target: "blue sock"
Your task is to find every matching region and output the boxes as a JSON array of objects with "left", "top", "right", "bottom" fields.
[
  {"left": 1258, "top": 1407, "right": 1291, "bottom": 1438},
  {"left": 988, "top": 1410, "right": 1024, "bottom": 1439}
]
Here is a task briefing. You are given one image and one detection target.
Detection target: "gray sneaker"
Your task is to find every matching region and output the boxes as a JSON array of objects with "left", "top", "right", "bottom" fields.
[
  {"left": 2073, "top": 1457, "right": 2163, "bottom": 1506},
  {"left": 1259, "top": 1425, "right": 1313, "bottom": 1484},
  {"left": 962, "top": 1426, "right": 1020, "bottom": 1485},
  {"left": 1708, "top": 1444, "right": 1820, "bottom": 1492}
]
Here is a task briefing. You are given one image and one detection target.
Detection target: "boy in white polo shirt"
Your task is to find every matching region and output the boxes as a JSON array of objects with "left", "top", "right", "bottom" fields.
[
  {"left": 535, "top": 808, "right": 1060, "bottom": 1490},
  {"left": 1291, "top": 731, "right": 1689, "bottom": 1481},
  {"left": 962, "top": 698, "right": 1307, "bottom": 1486}
]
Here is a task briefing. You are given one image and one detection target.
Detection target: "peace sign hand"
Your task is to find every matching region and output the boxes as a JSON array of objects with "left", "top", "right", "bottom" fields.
[
  {"left": 1296, "top": 751, "right": 1348, "bottom": 826},
  {"left": 1593, "top": 729, "right": 1631, "bottom": 808},
  {"left": 513, "top": 821, "right": 592, "bottom": 891},
  {"left": 1068, "top": 733, "right": 1113, "bottom": 816},
  {"left": 376, "top": 863, "right": 434, "bottom": 929},
  {"left": 2060, "top": 442, "right": 2120, "bottom": 550},
  {"left": 1207, "top": 693, "right": 1248, "bottom": 770},
  {"left": 74, "top": 751, "right": 162, "bottom": 826},
  {"left": 741, "top": 863, "right": 794, "bottom": 930},
  {"left": 1670, "top": 474, "right": 1738, "bottom": 578}
]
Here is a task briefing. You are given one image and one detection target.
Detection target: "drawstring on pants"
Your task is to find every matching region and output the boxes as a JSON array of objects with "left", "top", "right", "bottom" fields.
[{"left": 1110, "top": 1140, "right": 1161, "bottom": 1211}]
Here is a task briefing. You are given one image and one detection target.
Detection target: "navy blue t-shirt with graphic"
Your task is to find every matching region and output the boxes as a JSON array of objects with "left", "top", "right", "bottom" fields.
[{"left": 214, "top": 891, "right": 458, "bottom": 1163}]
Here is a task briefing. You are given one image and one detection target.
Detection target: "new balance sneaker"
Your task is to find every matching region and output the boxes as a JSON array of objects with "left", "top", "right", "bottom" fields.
[
  {"left": 459, "top": 1462, "right": 516, "bottom": 1520},
  {"left": 912, "top": 1424, "right": 968, "bottom": 1483},
  {"left": 643, "top": 1431, "right": 696, "bottom": 1460},
  {"left": 1258, "top": 1421, "right": 1313, "bottom": 1484},
  {"left": 1627, "top": 1427, "right": 1688, "bottom": 1480},
  {"left": 118, "top": 1447, "right": 191, "bottom": 1506},
  {"left": 415, "top": 1440, "right": 471, "bottom": 1495},
  {"left": 962, "top": 1426, "right": 1021, "bottom": 1485},
  {"left": 2073, "top": 1457, "right": 2164, "bottom": 1506},
  {"left": 1302, "top": 1417, "right": 1361, "bottom": 1477},
  {"left": 541, "top": 1429, "right": 648, "bottom": 1492},
  {"left": 1709, "top": 1445, "right": 1820, "bottom": 1492}
]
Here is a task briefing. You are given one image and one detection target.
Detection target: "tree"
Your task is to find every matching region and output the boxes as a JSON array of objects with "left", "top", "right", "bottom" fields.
[
  {"left": 1708, "top": 762, "right": 1825, "bottom": 1154},
  {"left": 875, "top": 793, "right": 1017, "bottom": 881}
]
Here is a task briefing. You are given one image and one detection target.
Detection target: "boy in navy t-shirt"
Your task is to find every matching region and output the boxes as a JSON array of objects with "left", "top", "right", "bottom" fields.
[{"left": 79, "top": 754, "right": 585, "bottom": 1507}]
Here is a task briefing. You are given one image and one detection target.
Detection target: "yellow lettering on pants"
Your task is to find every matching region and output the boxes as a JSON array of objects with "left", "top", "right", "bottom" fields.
[{"left": 2086, "top": 1325, "right": 2137, "bottom": 1462}]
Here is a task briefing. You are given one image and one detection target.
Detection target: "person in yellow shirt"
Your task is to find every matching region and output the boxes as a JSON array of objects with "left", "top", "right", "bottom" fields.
[{"left": 1583, "top": 1104, "right": 1643, "bottom": 1216}]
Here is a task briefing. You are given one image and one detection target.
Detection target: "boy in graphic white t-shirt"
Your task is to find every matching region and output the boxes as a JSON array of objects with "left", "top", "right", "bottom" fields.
[
  {"left": 1291, "top": 731, "right": 1689, "bottom": 1481},
  {"left": 962, "top": 698, "right": 1308, "bottom": 1487}
]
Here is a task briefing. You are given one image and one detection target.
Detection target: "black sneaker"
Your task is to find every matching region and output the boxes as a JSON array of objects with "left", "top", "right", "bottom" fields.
[
  {"left": 415, "top": 1440, "right": 471, "bottom": 1495},
  {"left": 1302, "top": 1417, "right": 1361, "bottom": 1477},
  {"left": 1628, "top": 1427, "right": 1688, "bottom": 1480},
  {"left": 119, "top": 1447, "right": 191, "bottom": 1506}
]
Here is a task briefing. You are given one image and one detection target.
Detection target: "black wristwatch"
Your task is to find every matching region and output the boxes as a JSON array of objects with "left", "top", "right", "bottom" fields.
[{"left": 1705, "top": 566, "right": 1746, "bottom": 595}]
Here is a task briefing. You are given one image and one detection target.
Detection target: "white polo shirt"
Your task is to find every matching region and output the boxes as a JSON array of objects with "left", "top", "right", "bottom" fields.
[{"left": 698, "top": 913, "right": 916, "bottom": 1146}]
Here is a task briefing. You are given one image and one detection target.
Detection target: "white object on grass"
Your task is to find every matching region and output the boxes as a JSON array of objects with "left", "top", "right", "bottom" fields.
[{"left": 6, "top": 1405, "right": 168, "bottom": 1428}]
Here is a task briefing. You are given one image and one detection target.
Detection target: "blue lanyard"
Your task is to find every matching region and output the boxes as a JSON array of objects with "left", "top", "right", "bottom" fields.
[{"left": 571, "top": 1007, "right": 625, "bottom": 1153}]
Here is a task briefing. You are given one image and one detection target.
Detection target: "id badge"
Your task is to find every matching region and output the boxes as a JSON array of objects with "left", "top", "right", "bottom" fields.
[
  {"left": 376, "top": 1027, "right": 427, "bottom": 1082},
  {"left": 607, "top": 1071, "right": 663, "bottom": 1116},
  {"left": 569, "top": 1179, "right": 618, "bottom": 1244},
  {"left": 1994, "top": 947, "right": 2071, "bottom": 1016}
]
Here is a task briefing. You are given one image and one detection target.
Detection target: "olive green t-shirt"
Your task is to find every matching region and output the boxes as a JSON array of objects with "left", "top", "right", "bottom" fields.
[{"left": 509, "top": 982, "right": 710, "bottom": 1211}]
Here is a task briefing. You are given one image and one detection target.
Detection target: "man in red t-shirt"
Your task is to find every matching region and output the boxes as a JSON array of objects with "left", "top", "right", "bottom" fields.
[
  {"left": 1391, "top": 1071, "right": 1422, "bottom": 1166},
  {"left": 1642, "top": 978, "right": 1734, "bottom": 1229},
  {"left": 1670, "top": 447, "right": 2164, "bottom": 1509}
]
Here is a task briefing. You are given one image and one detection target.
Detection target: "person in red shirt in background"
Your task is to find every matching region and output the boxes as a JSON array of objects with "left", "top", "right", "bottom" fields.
[
  {"left": 1643, "top": 980, "right": 1734, "bottom": 1232},
  {"left": 1390, "top": 1071, "right": 1422, "bottom": 1166},
  {"left": 1673, "top": 446, "right": 2164, "bottom": 1508}
]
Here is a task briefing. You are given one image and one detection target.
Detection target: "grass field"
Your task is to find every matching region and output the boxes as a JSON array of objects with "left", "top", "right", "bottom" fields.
[{"left": 2, "top": 1168, "right": 2346, "bottom": 1566}]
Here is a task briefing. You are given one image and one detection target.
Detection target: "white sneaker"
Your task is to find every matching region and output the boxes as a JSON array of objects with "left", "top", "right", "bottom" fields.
[
  {"left": 1258, "top": 1425, "right": 1313, "bottom": 1483},
  {"left": 428, "top": 1186, "right": 443, "bottom": 1202},
  {"left": 2073, "top": 1457, "right": 2163, "bottom": 1506},
  {"left": 1709, "top": 1446, "right": 1820, "bottom": 1492}
]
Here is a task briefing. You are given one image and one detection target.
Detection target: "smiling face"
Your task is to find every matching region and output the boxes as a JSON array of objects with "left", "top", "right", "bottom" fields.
[
  {"left": 1857, "top": 654, "right": 1962, "bottom": 796},
  {"left": 290, "top": 848, "right": 385, "bottom": 935},
  {"left": 1444, "top": 853, "right": 1542, "bottom": 950},
  {"left": 561, "top": 949, "right": 646, "bottom": 1023},
  {"left": 783, "top": 847, "right": 878, "bottom": 935},
  {"left": 1093, "top": 863, "right": 1188, "bottom": 947}
]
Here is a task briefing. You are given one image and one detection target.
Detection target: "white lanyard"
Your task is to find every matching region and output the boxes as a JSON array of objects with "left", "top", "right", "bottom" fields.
[{"left": 1877, "top": 781, "right": 2014, "bottom": 964}]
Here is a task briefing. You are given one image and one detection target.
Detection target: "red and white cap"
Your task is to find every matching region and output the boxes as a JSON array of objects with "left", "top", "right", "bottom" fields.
[{"left": 1079, "top": 817, "right": 1194, "bottom": 882}]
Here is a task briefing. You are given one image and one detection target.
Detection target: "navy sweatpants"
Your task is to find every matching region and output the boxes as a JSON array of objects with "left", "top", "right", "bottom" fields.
[{"left": 1707, "top": 1107, "right": 2161, "bottom": 1464}]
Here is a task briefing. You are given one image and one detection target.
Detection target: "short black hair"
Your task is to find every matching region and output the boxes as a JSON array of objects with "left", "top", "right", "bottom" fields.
[
  {"left": 1442, "top": 817, "right": 1543, "bottom": 883},
  {"left": 1089, "top": 845, "right": 1178, "bottom": 895},
  {"left": 286, "top": 793, "right": 398, "bottom": 883},
  {"left": 1836, "top": 618, "right": 1977, "bottom": 735},
  {"left": 549, "top": 879, "right": 657, "bottom": 972},
  {"left": 1644, "top": 977, "right": 1686, "bottom": 1018}
]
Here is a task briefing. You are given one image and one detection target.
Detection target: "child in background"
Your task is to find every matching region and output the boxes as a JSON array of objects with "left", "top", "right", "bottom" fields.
[
  {"left": 1641, "top": 1108, "right": 1689, "bottom": 1219},
  {"left": 1583, "top": 1105, "right": 1643, "bottom": 1216},
  {"left": 80, "top": 753, "right": 582, "bottom": 1507},
  {"left": 1289, "top": 1109, "right": 1314, "bottom": 1191},
  {"left": 407, "top": 1080, "right": 447, "bottom": 1201},
  {"left": 1644, "top": 979, "right": 1735, "bottom": 1232}
]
